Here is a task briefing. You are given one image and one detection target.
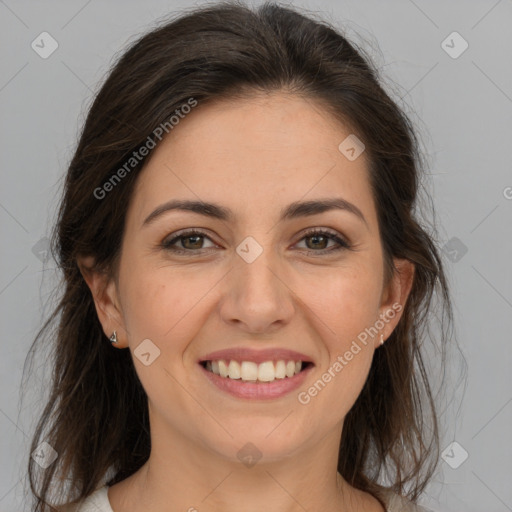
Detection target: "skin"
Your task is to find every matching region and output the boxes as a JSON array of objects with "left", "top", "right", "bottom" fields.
[{"left": 79, "top": 91, "right": 414, "bottom": 512}]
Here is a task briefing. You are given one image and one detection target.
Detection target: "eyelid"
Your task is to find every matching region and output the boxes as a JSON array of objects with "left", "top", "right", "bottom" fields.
[
  {"left": 160, "top": 227, "right": 352, "bottom": 254},
  {"left": 161, "top": 228, "right": 217, "bottom": 249},
  {"left": 296, "top": 227, "right": 351, "bottom": 252}
]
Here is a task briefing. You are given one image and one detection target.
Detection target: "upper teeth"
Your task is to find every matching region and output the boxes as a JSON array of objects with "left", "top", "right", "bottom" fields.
[{"left": 205, "top": 360, "right": 303, "bottom": 382}]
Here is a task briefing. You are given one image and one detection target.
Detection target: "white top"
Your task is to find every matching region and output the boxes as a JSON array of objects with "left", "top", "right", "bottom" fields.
[{"left": 61, "top": 485, "right": 435, "bottom": 512}]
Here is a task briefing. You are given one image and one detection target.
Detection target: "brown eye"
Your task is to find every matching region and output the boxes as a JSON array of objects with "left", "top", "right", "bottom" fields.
[
  {"left": 305, "top": 233, "right": 330, "bottom": 250},
  {"left": 161, "top": 230, "right": 216, "bottom": 253},
  {"left": 161, "top": 228, "right": 351, "bottom": 256},
  {"left": 296, "top": 229, "right": 351, "bottom": 254},
  {"left": 180, "top": 234, "right": 205, "bottom": 250}
]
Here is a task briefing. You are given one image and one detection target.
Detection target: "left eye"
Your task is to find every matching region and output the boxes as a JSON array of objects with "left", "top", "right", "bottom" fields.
[
  {"left": 295, "top": 229, "right": 351, "bottom": 252},
  {"left": 161, "top": 229, "right": 351, "bottom": 254}
]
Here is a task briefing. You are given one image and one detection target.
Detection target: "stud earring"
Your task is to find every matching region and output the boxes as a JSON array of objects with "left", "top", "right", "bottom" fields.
[
  {"left": 109, "top": 331, "right": 118, "bottom": 344},
  {"left": 380, "top": 334, "right": 384, "bottom": 346}
]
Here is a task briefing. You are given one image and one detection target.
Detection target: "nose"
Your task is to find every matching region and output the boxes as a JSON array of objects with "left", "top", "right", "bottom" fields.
[{"left": 219, "top": 244, "right": 295, "bottom": 334}]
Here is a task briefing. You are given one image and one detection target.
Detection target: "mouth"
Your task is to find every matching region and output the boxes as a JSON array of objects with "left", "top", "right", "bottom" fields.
[{"left": 199, "top": 359, "right": 314, "bottom": 384}]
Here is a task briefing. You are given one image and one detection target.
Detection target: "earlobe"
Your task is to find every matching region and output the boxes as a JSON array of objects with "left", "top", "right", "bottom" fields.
[{"left": 76, "top": 256, "right": 127, "bottom": 347}]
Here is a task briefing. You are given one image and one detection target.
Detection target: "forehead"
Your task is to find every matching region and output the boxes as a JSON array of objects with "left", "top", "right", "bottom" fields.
[{"left": 129, "top": 92, "right": 376, "bottom": 228}]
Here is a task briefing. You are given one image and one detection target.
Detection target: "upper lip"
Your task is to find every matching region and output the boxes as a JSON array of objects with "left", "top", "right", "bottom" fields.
[{"left": 199, "top": 348, "right": 314, "bottom": 365}]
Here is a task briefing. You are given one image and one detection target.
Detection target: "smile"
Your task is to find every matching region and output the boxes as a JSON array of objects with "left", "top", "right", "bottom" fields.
[
  {"left": 201, "top": 359, "right": 313, "bottom": 383},
  {"left": 199, "top": 359, "right": 314, "bottom": 400}
]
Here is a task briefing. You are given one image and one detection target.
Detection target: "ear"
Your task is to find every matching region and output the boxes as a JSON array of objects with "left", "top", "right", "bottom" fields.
[
  {"left": 376, "top": 258, "right": 415, "bottom": 347},
  {"left": 77, "top": 255, "right": 128, "bottom": 348}
]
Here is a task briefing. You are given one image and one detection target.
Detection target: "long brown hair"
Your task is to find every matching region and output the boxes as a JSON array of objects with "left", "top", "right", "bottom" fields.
[{"left": 23, "top": 1, "right": 461, "bottom": 509}]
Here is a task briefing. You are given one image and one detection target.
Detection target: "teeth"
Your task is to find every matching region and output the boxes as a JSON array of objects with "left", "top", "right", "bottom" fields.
[
  {"left": 205, "top": 359, "right": 304, "bottom": 382},
  {"left": 275, "top": 360, "right": 286, "bottom": 379},
  {"left": 258, "top": 361, "right": 275, "bottom": 382},
  {"left": 228, "top": 360, "right": 241, "bottom": 379},
  {"left": 218, "top": 360, "right": 228, "bottom": 378},
  {"left": 241, "top": 361, "right": 258, "bottom": 381}
]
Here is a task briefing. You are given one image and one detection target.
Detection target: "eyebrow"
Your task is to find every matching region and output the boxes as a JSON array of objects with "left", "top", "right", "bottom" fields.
[{"left": 142, "top": 197, "right": 368, "bottom": 228}]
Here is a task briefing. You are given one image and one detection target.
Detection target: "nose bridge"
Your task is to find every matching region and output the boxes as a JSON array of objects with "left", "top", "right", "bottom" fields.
[
  {"left": 235, "top": 233, "right": 285, "bottom": 299},
  {"left": 221, "top": 233, "right": 295, "bottom": 331}
]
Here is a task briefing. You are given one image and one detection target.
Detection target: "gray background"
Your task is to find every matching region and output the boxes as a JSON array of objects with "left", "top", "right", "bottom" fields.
[{"left": 1, "top": 1, "right": 511, "bottom": 511}]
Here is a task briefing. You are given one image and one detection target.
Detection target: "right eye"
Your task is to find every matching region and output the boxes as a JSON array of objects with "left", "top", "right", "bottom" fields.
[{"left": 161, "top": 229, "right": 217, "bottom": 254}]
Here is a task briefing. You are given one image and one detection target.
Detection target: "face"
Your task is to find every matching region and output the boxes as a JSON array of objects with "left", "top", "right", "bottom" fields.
[{"left": 82, "top": 91, "right": 412, "bottom": 465}]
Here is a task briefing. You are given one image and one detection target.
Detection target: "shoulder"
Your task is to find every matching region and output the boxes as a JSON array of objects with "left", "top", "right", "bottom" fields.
[
  {"left": 56, "top": 485, "right": 113, "bottom": 512},
  {"left": 377, "top": 488, "right": 436, "bottom": 512}
]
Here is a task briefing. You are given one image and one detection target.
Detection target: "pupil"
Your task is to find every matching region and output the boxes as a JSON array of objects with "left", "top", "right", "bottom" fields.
[
  {"left": 308, "top": 234, "right": 326, "bottom": 250},
  {"left": 184, "top": 235, "right": 202, "bottom": 249}
]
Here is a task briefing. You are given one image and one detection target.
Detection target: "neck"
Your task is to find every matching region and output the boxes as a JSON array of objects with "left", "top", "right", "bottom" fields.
[{"left": 107, "top": 415, "right": 384, "bottom": 512}]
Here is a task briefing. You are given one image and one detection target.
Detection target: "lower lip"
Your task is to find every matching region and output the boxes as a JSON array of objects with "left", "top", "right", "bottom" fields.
[{"left": 199, "top": 363, "right": 314, "bottom": 400}]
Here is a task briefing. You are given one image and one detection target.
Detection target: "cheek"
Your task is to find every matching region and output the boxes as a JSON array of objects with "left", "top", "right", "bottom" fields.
[
  {"left": 118, "top": 257, "right": 179, "bottom": 341},
  {"left": 299, "top": 270, "right": 379, "bottom": 418},
  {"left": 304, "top": 263, "right": 382, "bottom": 340},
  {"left": 119, "top": 259, "right": 218, "bottom": 346}
]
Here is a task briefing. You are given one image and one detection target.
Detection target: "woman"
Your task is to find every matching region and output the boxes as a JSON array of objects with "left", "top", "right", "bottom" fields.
[{"left": 25, "top": 2, "right": 454, "bottom": 511}]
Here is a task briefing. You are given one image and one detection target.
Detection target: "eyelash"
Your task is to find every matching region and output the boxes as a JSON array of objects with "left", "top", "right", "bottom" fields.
[{"left": 160, "top": 228, "right": 351, "bottom": 256}]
